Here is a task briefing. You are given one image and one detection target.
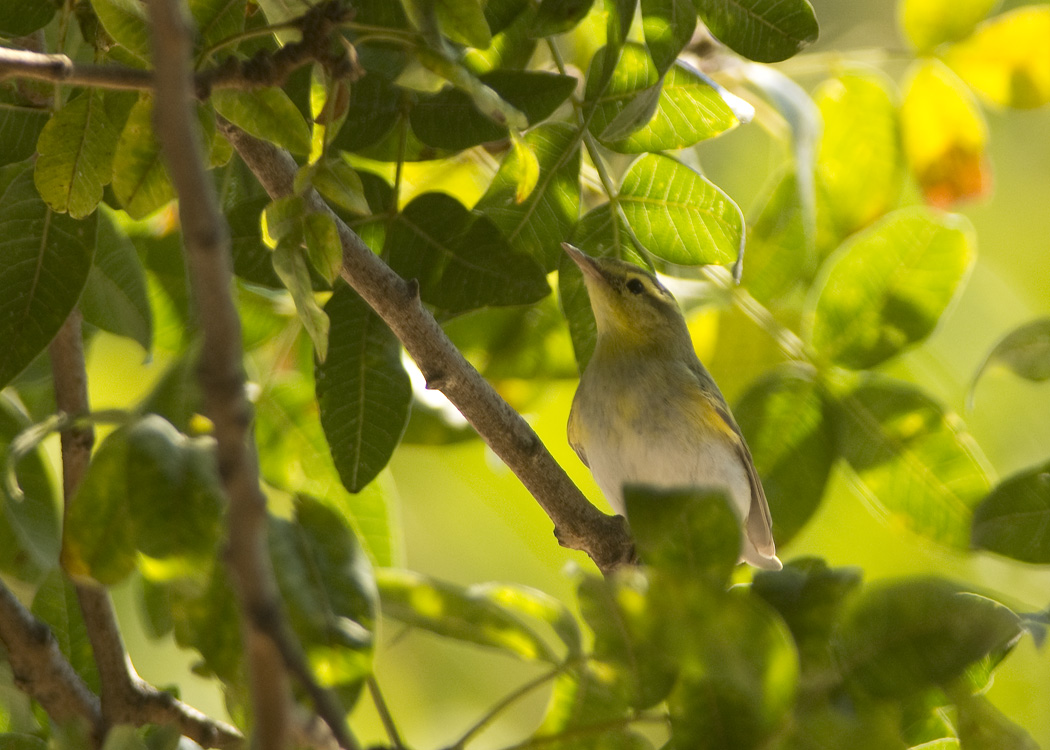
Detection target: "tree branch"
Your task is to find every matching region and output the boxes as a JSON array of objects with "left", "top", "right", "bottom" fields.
[
  {"left": 217, "top": 123, "right": 637, "bottom": 575},
  {"left": 49, "top": 312, "right": 244, "bottom": 748},
  {"left": 147, "top": 1, "right": 360, "bottom": 749},
  {"left": 0, "top": 0, "right": 358, "bottom": 98}
]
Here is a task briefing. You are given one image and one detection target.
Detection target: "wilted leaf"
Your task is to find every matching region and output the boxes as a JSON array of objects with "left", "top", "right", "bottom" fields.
[
  {"left": 0, "top": 161, "right": 96, "bottom": 389},
  {"left": 945, "top": 7, "right": 1050, "bottom": 109},
  {"left": 695, "top": 0, "right": 818, "bottom": 63},
  {"left": 901, "top": 60, "right": 990, "bottom": 207},
  {"left": 619, "top": 152, "right": 744, "bottom": 267},
  {"left": 832, "top": 378, "right": 992, "bottom": 548},
  {"left": 971, "top": 461, "right": 1050, "bottom": 564},
  {"left": 808, "top": 207, "right": 975, "bottom": 370}
]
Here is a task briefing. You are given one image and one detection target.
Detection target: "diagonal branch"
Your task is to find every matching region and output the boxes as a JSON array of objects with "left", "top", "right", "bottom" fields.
[{"left": 217, "top": 122, "right": 636, "bottom": 575}]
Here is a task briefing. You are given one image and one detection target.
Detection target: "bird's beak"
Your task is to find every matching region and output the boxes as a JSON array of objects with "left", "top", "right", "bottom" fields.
[{"left": 561, "top": 243, "right": 604, "bottom": 284}]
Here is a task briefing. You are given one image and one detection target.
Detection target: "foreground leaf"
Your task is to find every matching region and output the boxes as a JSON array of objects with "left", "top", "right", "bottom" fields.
[
  {"left": 832, "top": 378, "right": 992, "bottom": 548},
  {"left": 31, "top": 571, "right": 100, "bottom": 692},
  {"left": 971, "top": 461, "right": 1050, "bottom": 564},
  {"left": 315, "top": 283, "right": 411, "bottom": 492},
  {"left": 0, "top": 161, "right": 96, "bottom": 389},
  {"left": 619, "top": 152, "right": 743, "bottom": 267},
  {"left": 971, "top": 318, "right": 1050, "bottom": 400},
  {"left": 111, "top": 97, "right": 175, "bottom": 219},
  {"left": 641, "top": 0, "right": 695, "bottom": 73},
  {"left": 898, "top": 0, "right": 997, "bottom": 52},
  {"left": 695, "top": 0, "right": 818, "bottom": 63},
  {"left": 807, "top": 207, "right": 975, "bottom": 370}
]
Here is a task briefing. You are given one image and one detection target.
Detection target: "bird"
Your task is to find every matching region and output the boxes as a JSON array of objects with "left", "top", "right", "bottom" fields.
[{"left": 563, "top": 243, "right": 782, "bottom": 570}]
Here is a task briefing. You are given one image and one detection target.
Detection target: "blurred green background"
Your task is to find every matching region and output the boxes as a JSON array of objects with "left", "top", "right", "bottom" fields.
[{"left": 77, "top": 0, "right": 1050, "bottom": 746}]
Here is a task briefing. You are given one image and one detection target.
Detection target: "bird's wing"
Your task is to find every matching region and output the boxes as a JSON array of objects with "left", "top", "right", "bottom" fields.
[
  {"left": 712, "top": 401, "right": 776, "bottom": 557},
  {"left": 567, "top": 396, "right": 590, "bottom": 468}
]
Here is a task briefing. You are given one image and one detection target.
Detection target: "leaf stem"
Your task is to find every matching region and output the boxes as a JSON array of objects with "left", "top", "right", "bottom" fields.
[{"left": 368, "top": 675, "right": 407, "bottom": 750}]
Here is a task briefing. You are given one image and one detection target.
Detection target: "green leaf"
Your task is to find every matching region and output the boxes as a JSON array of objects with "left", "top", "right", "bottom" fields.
[
  {"left": 33, "top": 90, "right": 131, "bottom": 218},
  {"left": 475, "top": 122, "right": 582, "bottom": 270},
  {"left": 535, "top": 665, "right": 644, "bottom": 750},
  {"left": 578, "top": 571, "right": 679, "bottom": 708},
  {"left": 695, "top": 0, "right": 818, "bottom": 63},
  {"left": 385, "top": 192, "right": 549, "bottom": 313},
  {"left": 751, "top": 557, "right": 862, "bottom": 668},
  {"left": 0, "top": 735, "right": 48, "bottom": 750},
  {"left": 160, "top": 563, "right": 243, "bottom": 684},
  {"left": 310, "top": 157, "right": 371, "bottom": 215},
  {"left": 112, "top": 96, "right": 176, "bottom": 219},
  {"left": 832, "top": 378, "right": 992, "bottom": 548},
  {"left": 434, "top": 0, "right": 492, "bottom": 48},
  {"left": 189, "top": 0, "right": 247, "bottom": 50},
  {"left": 0, "top": 105, "right": 50, "bottom": 167},
  {"left": 271, "top": 241, "right": 330, "bottom": 359},
  {"left": 971, "top": 460, "right": 1050, "bottom": 564},
  {"left": 464, "top": 3, "right": 539, "bottom": 73},
  {"left": 315, "top": 283, "right": 411, "bottom": 493},
  {"left": 834, "top": 579, "right": 1021, "bottom": 700},
  {"left": 807, "top": 207, "right": 974, "bottom": 370},
  {"left": 667, "top": 592, "right": 798, "bottom": 750},
  {"left": 944, "top": 7, "right": 1050, "bottom": 109},
  {"left": 971, "top": 318, "right": 1050, "bottom": 401},
  {"left": 619, "top": 152, "right": 744, "bottom": 267},
  {"left": 733, "top": 365, "right": 832, "bottom": 546},
  {"left": 956, "top": 692, "right": 1040, "bottom": 750},
  {"left": 30, "top": 571, "right": 101, "bottom": 693},
  {"left": 642, "top": 0, "right": 695, "bottom": 72},
  {"left": 79, "top": 206, "right": 153, "bottom": 351},
  {"left": 62, "top": 415, "right": 224, "bottom": 585},
  {"left": 814, "top": 71, "right": 903, "bottom": 242},
  {"left": 270, "top": 496, "right": 376, "bottom": 661},
  {"left": 587, "top": 43, "right": 739, "bottom": 152},
  {"left": 899, "top": 0, "right": 997, "bottom": 53},
  {"left": 625, "top": 485, "right": 740, "bottom": 587},
  {"left": 0, "top": 161, "right": 97, "bottom": 389},
  {"left": 212, "top": 88, "right": 313, "bottom": 155},
  {"left": 0, "top": 0, "right": 55, "bottom": 35},
  {"left": 741, "top": 171, "right": 813, "bottom": 304},
  {"left": 227, "top": 194, "right": 283, "bottom": 288},
  {"left": 92, "top": 0, "right": 152, "bottom": 63},
  {"left": 376, "top": 568, "right": 561, "bottom": 662},
  {"left": 0, "top": 396, "right": 60, "bottom": 581},
  {"left": 531, "top": 0, "right": 595, "bottom": 37},
  {"left": 410, "top": 70, "right": 576, "bottom": 150},
  {"left": 330, "top": 73, "right": 402, "bottom": 153}
]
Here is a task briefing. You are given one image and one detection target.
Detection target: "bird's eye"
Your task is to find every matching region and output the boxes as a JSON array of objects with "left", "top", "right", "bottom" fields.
[{"left": 626, "top": 278, "right": 645, "bottom": 295}]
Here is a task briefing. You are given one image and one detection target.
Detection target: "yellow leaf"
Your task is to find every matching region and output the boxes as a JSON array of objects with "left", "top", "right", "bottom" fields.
[
  {"left": 945, "top": 6, "right": 1050, "bottom": 109},
  {"left": 901, "top": 60, "right": 991, "bottom": 206},
  {"left": 510, "top": 131, "right": 539, "bottom": 204}
]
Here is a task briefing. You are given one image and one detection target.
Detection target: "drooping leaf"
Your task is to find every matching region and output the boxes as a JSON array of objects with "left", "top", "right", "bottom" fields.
[
  {"left": 578, "top": 571, "right": 679, "bottom": 708},
  {"left": 269, "top": 496, "right": 376, "bottom": 678},
  {"left": 315, "top": 283, "right": 411, "bottom": 493},
  {"left": 92, "top": 0, "right": 152, "bottom": 63},
  {"left": 385, "top": 192, "right": 549, "bottom": 313},
  {"left": 834, "top": 579, "right": 1021, "bottom": 700},
  {"left": 945, "top": 7, "right": 1050, "bottom": 109},
  {"left": 814, "top": 71, "right": 903, "bottom": 243},
  {"left": 971, "top": 460, "right": 1050, "bottom": 564},
  {"left": 531, "top": 0, "right": 595, "bottom": 37},
  {"left": 641, "top": 0, "right": 696, "bottom": 73},
  {"left": 30, "top": 571, "right": 101, "bottom": 693},
  {"left": 586, "top": 43, "right": 738, "bottom": 152},
  {"left": 971, "top": 318, "right": 1050, "bottom": 400},
  {"left": 619, "top": 152, "right": 744, "bottom": 267},
  {"left": 832, "top": 378, "right": 993, "bottom": 548},
  {"left": 625, "top": 485, "right": 740, "bottom": 587},
  {"left": 695, "top": 0, "right": 818, "bottom": 63},
  {"left": 111, "top": 96, "right": 176, "bottom": 219},
  {"left": 475, "top": 122, "right": 582, "bottom": 269},
  {"left": 0, "top": 161, "right": 96, "bottom": 389},
  {"left": 62, "top": 416, "right": 224, "bottom": 585},
  {"left": 79, "top": 206, "right": 153, "bottom": 351},
  {"left": 34, "top": 90, "right": 134, "bottom": 219},
  {"left": 733, "top": 365, "right": 833, "bottom": 546},
  {"left": 376, "top": 568, "right": 562, "bottom": 662},
  {"left": 807, "top": 207, "right": 975, "bottom": 370},
  {"left": 899, "top": 0, "right": 998, "bottom": 52},
  {"left": 0, "top": 395, "right": 60, "bottom": 581},
  {"left": 901, "top": 60, "right": 990, "bottom": 208},
  {"left": 212, "top": 88, "right": 313, "bottom": 155}
]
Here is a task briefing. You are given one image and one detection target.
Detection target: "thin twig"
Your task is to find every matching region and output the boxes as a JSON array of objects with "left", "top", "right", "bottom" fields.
[
  {"left": 147, "top": 1, "right": 360, "bottom": 748},
  {"left": 450, "top": 665, "right": 566, "bottom": 750},
  {"left": 218, "top": 120, "right": 636, "bottom": 575},
  {"left": 49, "top": 312, "right": 244, "bottom": 749},
  {"left": 367, "top": 676, "right": 406, "bottom": 750}
]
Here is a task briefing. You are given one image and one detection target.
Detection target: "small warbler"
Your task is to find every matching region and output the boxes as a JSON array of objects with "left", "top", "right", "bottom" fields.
[{"left": 563, "top": 243, "right": 782, "bottom": 570}]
